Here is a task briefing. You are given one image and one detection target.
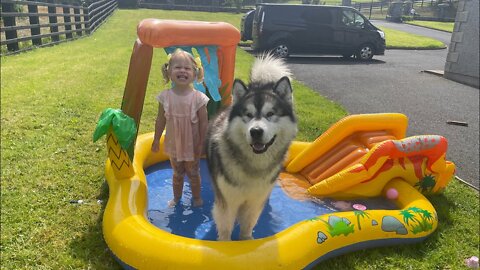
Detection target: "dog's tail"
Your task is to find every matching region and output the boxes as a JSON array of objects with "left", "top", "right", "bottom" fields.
[{"left": 250, "top": 53, "right": 292, "bottom": 84}]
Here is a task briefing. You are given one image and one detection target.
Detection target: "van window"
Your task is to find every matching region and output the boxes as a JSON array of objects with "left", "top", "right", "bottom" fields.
[
  {"left": 341, "top": 9, "right": 365, "bottom": 28},
  {"left": 302, "top": 8, "right": 333, "bottom": 24},
  {"left": 267, "top": 5, "right": 305, "bottom": 21}
]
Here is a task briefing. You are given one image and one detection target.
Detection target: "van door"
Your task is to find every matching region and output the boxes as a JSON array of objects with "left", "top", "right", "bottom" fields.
[
  {"left": 301, "top": 7, "right": 336, "bottom": 53},
  {"left": 335, "top": 8, "right": 369, "bottom": 53}
]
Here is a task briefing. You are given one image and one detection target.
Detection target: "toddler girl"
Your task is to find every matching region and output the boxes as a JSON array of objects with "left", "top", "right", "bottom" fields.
[{"left": 151, "top": 49, "right": 209, "bottom": 207}]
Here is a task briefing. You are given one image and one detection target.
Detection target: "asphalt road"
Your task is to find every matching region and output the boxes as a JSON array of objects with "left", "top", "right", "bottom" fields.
[{"left": 276, "top": 23, "right": 479, "bottom": 189}]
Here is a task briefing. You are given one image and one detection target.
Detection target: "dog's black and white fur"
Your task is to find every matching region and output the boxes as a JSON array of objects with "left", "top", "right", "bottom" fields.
[{"left": 206, "top": 54, "right": 297, "bottom": 241}]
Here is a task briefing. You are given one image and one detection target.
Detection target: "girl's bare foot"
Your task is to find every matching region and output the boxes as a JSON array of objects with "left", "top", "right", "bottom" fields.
[
  {"left": 192, "top": 198, "right": 203, "bottom": 207},
  {"left": 168, "top": 199, "right": 180, "bottom": 208}
]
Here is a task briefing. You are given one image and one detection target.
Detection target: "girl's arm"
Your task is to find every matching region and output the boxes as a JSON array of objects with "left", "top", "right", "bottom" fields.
[
  {"left": 152, "top": 104, "right": 166, "bottom": 152},
  {"left": 196, "top": 105, "right": 209, "bottom": 157}
]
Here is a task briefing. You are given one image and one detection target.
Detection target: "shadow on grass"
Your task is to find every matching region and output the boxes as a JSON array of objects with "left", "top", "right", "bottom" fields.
[{"left": 69, "top": 180, "right": 123, "bottom": 270}]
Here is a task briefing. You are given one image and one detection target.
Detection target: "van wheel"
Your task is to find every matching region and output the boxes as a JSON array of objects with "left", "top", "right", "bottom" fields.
[
  {"left": 272, "top": 41, "right": 290, "bottom": 58},
  {"left": 356, "top": 44, "right": 374, "bottom": 60}
]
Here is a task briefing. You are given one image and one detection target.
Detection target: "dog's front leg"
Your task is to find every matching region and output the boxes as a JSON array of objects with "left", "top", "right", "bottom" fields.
[
  {"left": 238, "top": 197, "right": 268, "bottom": 240},
  {"left": 212, "top": 201, "right": 236, "bottom": 241}
]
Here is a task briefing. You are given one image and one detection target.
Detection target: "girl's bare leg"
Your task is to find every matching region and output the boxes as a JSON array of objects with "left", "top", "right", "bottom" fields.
[
  {"left": 169, "top": 158, "right": 185, "bottom": 207},
  {"left": 185, "top": 160, "right": 203, "bottom": 207}
]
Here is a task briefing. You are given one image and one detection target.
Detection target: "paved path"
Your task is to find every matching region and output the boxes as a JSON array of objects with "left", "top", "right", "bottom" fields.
[{"left": 277, "top": 24, "right": 479, "bottom": 189}]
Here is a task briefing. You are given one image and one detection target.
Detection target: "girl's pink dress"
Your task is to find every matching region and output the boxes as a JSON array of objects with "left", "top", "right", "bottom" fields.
[{"left": 157, "top": 89, "right": 209, "bottom": 161}]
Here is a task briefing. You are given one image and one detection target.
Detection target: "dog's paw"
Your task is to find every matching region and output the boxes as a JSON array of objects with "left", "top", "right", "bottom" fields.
[
  {"left": 217, "top": 235, "right": 232, "bottom": 241},
  {"left": 239, "top": 235, "right": 254, "bottom": 241}
]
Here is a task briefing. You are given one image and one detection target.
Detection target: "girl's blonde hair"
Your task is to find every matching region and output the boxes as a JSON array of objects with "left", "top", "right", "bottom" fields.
[{"left": 161, "top": 49, "right": 204, "bottom": 84}]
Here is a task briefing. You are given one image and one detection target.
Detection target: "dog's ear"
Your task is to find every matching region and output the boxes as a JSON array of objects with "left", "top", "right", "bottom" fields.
[
  {"left": 232, "top": 79, "right": 249, "bottom": 103},
  {"left": 273, "top": 76, "right": 293, "bottom": 105}
]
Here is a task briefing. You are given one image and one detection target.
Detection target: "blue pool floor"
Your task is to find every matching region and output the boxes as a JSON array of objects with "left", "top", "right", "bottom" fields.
[{"left": 145, "top": 159, "right": 397, "bottom": 241}]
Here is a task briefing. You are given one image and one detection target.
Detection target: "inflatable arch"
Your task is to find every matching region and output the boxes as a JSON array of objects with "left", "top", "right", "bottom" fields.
[{"left": 121, "top": 18, "right": 240, "bottom": 156}]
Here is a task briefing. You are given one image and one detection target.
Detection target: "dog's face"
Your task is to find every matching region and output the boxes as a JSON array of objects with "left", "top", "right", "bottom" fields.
[{"left": 228, "top": 76, "right": 296, "bottom": 154}]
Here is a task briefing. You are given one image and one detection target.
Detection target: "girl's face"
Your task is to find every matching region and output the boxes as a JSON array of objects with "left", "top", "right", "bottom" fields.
[{"left": 168, "top": 56, "right": 196, "bottom": 87}]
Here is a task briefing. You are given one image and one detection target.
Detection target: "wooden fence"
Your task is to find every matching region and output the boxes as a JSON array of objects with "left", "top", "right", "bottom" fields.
[
  {"left": 354, "top": 1, "right": 386, "bottom": 12},
  {"left": 1, "top": 0, "right": 117, "bottom": 55}
]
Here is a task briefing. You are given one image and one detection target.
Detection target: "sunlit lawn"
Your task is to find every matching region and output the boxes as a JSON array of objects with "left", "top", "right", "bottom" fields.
[
  {"left": 1, "top": 9, "right": 477, "bottom": 270},
  {"left": 406, "top": 20, "right": 455, "bottom": 32},
  {"left": 379, "top": 26, "right": 446, "bottom": 49}
]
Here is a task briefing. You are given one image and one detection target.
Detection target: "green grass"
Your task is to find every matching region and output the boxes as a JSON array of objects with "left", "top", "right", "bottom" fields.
[
  {"left": 1, "top": 9, "right": 478, "bottom": 270},
  {"left": 405, "top": 20, "right": 455, "bottom": 33},
  {"left": 379, "top": 26, "right": 446, "bottom": 49}
]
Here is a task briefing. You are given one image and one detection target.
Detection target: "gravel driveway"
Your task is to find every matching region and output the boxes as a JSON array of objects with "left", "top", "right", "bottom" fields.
[{"left": 275, "top": 23, "right": 479, "bottom": 189}]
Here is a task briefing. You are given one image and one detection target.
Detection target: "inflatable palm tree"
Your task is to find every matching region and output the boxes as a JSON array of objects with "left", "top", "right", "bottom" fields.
[{"left": 93, "top": 108, "right": 137, "bottom": 179}]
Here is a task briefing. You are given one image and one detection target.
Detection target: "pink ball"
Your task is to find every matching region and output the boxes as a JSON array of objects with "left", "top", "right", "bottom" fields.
[
  {"left": 386, "top": 188, "right": 399, "bottom": 200},
  {"left": 353, "top": 204, "right": 367, "bottom": 211}
]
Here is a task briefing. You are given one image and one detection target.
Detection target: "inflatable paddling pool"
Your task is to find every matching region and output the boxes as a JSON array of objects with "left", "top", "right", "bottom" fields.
[
  {"left": 97, "top": 114, "right": 455, "bottom": 269},
  {"left": 93, "top": 19, "right": 455, "bottom": 269}
]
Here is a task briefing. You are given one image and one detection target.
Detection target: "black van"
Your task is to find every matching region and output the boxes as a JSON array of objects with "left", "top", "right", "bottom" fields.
[{"left": 250, "top": 4, "right": 386, "bottom": 60}]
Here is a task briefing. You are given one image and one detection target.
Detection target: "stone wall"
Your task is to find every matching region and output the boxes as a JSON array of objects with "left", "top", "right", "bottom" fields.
[{"left": 444, "top": 0, "right": 479, "bottom": 88}]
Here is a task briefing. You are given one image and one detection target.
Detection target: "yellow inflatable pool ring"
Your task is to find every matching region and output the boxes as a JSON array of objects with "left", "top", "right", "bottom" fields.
[{"left": 98, "top": 130, "right": 453, "bottom": 269}]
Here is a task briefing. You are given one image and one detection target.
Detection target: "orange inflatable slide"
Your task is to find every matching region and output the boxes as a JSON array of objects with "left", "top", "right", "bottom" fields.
[{"left": 280, "top": 113, "right": 455, "bottom": 199}]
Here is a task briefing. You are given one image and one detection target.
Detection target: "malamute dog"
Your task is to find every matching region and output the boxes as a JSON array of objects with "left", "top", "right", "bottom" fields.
[{"left": 206, "top": 54, "right": 298, "bottom": 241}]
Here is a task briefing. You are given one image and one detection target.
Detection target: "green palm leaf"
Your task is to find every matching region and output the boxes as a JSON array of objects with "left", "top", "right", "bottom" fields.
[
  {"left": 420, "top": 210, "right": 434, "bottom": 221},
  {"left": 408, "top": 207, "right": 423, "bottom": 213},
  {"left": 399, "top": 209, "right": 416, "bottom": 225},
  {"left": 93, "top": 108, "right": 137, "bottom": 151},
  {"left": 354, "top": 210, "right": 370, "bottom": 230}
]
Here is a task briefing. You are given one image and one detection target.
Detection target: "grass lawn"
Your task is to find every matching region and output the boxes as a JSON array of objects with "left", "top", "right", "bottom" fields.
[
  {"left": 379, "top": 26, "right": 446, "bottom": 49},
  {"left": 405, "top": 20, "right": 455, "bottom": 33},
  {"left": 1, "top": 9, "right": 478, "bottom": 270}
]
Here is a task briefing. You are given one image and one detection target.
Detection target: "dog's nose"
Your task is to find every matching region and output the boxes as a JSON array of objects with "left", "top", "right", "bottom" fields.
[{"left": 250, "top": 127, "right": 264, "bottom": 140}]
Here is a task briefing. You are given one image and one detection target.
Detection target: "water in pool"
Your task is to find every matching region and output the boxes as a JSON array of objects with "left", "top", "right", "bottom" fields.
[{"left": 145, "top": 159, "right": 397, "bottom": 240}]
